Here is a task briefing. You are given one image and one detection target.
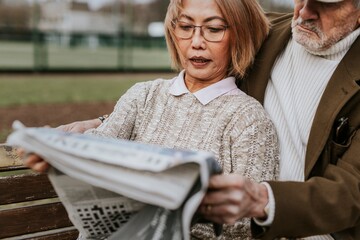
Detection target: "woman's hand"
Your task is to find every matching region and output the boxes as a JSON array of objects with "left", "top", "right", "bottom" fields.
[
  {"left": 18, "top": 148, "right": 49, "bottom": 173},
  {"left": 199, "top": 174, "right": 269, "bottom": 224},
  {"left": 57, "top": 118, "right": 101, "bottom": 133},
  {"left": 24, "top": 153, "right": 50, "bottom": 173},
  {"left": 19, "top": 118, "right": 101, "bottom": 173}
]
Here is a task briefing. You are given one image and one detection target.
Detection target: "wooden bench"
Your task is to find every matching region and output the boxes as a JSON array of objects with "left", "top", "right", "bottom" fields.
[{"left": 0, "top": 144, "right": 79, "bottom": 240}]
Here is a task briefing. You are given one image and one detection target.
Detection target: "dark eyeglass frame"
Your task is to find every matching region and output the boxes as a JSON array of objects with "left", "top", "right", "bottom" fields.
[{"left": 172, "top": 20, "right": 229, "bottom": 43}]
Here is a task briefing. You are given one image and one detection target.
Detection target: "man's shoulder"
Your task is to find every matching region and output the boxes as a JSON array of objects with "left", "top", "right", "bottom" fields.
[{"left": 266, "top": 12, "right": 293, "bottom": 29}]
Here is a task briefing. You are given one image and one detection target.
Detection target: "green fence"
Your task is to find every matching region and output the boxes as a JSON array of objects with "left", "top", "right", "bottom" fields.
[
  {"left": 0, "top": 1, "right": 171, "bottom": 72},
  {"left": 0, "top": 34, "right": 171, "bottom": 72}
]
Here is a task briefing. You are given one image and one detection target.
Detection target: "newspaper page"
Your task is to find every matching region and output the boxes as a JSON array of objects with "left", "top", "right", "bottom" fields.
[
  {"left": 48, "top": 169, "right": 145, "bottom": 240},
  {"left": 7, "top": 121, "right": 222, "bottom": 240}
]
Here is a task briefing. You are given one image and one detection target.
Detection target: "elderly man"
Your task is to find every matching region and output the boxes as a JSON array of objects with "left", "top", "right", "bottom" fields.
[
  {"left": 199, "top": 0, "right": 360, "bottom": 239},
  {"left": 24, "top": 0, "right": 360, "bottom": 239}
]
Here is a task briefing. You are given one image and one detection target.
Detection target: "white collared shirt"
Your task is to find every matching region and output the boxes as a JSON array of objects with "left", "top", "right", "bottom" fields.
[{"left": 169, "top": 70, "right": 241, "bottom": 105}]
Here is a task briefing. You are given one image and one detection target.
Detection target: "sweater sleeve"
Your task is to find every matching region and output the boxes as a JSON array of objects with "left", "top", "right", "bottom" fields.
[
  {"left": 85, "top": 82, "right": 150, "bottom": 140},
  {"left": 216, "top": 102, "right": 280, "bottom": 239},
  {"left": 229, "top": 108, "right": 279, "bottom": 182}
]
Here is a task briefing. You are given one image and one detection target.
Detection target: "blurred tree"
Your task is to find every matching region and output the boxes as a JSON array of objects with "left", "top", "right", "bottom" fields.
[
  {"left": 0, "top": 4, "right": 30, "bottom": 31},
  {"left": 127, "top": 0, "right": 293, "bottom": 35},
  {"left": 148, "top": 0, "right": 168, "bottom": 21},
  {"left": 131, "top": 0, "right": 168, "bottom": 35}
]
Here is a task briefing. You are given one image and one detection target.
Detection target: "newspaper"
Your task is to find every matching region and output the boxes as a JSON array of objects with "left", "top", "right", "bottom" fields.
[{"left": 7, "top": 121, "right": 222, "bottom": 240}]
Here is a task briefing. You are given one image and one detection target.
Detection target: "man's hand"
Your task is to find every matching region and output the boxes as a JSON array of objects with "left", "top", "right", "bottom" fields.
[
  {"left": 57, "top": 119, "right": 101, "bottom": 133},
  {"left": 199, "top": 174, "right": 269, "bottom": 224}
]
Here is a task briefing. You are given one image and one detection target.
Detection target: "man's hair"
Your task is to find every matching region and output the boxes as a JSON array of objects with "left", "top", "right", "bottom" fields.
[{"left": 164, "top": 0, "right": 269, "bottom": 79}]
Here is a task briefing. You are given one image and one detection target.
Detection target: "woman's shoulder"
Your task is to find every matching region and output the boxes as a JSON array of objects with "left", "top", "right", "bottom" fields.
[
  {"left": 227, "top": 90, "right": 264, "bottom": 108},
  {"left": 120, "top": 76, "right": 177, "bottom": 105},
  {"left": 224, "top": 92, "right": 271, "bottom": 121},
  {"left": 131, "top": 76, "right": 177, "bottom": 92},
  {"left": 221, "top": 93, "right": 276, "bottom": 138}
]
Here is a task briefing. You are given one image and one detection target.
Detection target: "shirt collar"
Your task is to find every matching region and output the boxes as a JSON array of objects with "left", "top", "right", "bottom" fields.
[{"left": 169, "top": 70, "right": 238, "bottom": 105}]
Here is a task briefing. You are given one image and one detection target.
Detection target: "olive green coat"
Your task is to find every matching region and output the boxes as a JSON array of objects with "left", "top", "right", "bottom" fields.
[{"left": 240, "top": 13, "right": 360, "bottom": 240}]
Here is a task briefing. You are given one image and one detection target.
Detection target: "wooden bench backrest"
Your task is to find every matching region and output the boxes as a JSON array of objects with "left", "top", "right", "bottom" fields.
[{"left": 0, "top": 145, "right": 79, "bottom": 240}]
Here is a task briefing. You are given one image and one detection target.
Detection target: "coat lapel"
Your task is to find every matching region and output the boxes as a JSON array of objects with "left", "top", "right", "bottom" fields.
[{"left": 304, "top": 37, "right": 360, "bottom": 177}]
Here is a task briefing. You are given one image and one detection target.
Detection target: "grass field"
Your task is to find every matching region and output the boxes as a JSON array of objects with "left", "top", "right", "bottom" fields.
[
  {"left": 0, "top": 72, "right": 176, "bottom": 107},
  {"left": 0, "top": 41, "right": 174, "bottom": 143},
  {"left": 0, "top": 41, "right": 171, "bottom": 70},
  {"left": 0, "top": 72, "right": 176, "bottom": 142}
]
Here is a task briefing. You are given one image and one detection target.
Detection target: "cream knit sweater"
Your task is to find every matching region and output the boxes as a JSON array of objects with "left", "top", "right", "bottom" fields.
[{"left": 86, "top": 75, "right": 279, "bottom": 239}]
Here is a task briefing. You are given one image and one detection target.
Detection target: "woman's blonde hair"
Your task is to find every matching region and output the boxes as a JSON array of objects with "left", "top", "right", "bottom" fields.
[{"left": 164, "top": 0, "right": 269, "bottom": 79}]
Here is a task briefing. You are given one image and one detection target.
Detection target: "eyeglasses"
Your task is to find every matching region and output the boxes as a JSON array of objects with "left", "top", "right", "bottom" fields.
[{"left": 173, "top": 21, "right": 229, "bottom": 42}]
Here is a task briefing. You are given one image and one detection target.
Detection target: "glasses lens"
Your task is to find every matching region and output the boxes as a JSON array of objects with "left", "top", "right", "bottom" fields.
[
  {"left": 203, "top": 25, "right": 226, "bottom": 42},
  {"left": 174, "top": 21, "right": 227, "bottom": 42},
  {"left": 175, "top": 22, "right": 193, "bottom": 39}
]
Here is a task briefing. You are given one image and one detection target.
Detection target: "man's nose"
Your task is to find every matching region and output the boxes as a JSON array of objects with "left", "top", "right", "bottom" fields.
[{"left": 298, "top": 0, "right": 319, "bottom": 21}]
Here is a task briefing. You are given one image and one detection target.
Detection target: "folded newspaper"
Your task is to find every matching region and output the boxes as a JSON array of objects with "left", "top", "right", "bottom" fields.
[{"left": 7, "top": 121, "right": 222, "bottom": 240}]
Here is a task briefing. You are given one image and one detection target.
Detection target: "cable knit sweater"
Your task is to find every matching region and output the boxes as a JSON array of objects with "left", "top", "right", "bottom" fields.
[{"left": 86, "top": 74, "right": 279, "bottom": 239}]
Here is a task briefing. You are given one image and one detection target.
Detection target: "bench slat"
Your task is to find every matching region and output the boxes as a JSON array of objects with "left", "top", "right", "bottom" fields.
[
  {"left": 0, "top": 202, "right": 74, "bottom": 238},
  {"left": 19, "top": 229, "right": 79, "bottom": 240},
  {"left": 0, "top": 145, "right": 78, "bottom": 239},
  {"left": 0, "top": 173, "right": 57, "bottom": 205},
  {"left": 0, "top": 145, "right": 23, "bottom": 169}
]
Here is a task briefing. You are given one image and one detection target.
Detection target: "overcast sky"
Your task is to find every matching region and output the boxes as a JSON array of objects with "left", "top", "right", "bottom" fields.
[
  {"left": 84, "top": 0, "right": 155, "bottom": 10},
  {"left": 84, "top": 0, "right": 293, "bottom": 9},
  {"left": 25, "top": 0, "right": 156, "bottom": 10},
  {"left": 25, "top": 0, "right": 293, "bottom": 10}
]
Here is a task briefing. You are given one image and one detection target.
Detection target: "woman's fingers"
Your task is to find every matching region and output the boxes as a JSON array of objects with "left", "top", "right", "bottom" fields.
[
  {"left": 32, "top": 160, "right": 50, "bottom": 173},
  {"left": 23, "top": 153, "right": 50, "bottom": 173}
]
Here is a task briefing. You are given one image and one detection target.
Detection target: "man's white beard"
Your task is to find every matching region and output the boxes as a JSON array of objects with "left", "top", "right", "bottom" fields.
[{"left": 291, "top": 17, "right": 354, "bottom": 52}]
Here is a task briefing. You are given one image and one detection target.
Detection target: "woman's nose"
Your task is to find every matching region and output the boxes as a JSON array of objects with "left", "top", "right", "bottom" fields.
[{"left": 191, "top": 27, "right": 205, "bottom": 48}]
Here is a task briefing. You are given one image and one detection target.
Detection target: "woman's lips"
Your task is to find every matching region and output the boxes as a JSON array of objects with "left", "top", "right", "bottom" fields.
[{"left": 189, "top": 57, "right": 210, "bottom": 66}]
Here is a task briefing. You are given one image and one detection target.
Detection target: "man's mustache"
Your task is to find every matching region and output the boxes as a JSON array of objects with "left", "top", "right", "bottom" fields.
[{"left": 292, "top": 17, "right": 322, "bottom": 35}]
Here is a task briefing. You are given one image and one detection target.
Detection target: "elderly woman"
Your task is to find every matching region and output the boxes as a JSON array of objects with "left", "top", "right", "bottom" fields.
[{"left": 25, "top": 0, "right": 278, "bottom": 239}]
